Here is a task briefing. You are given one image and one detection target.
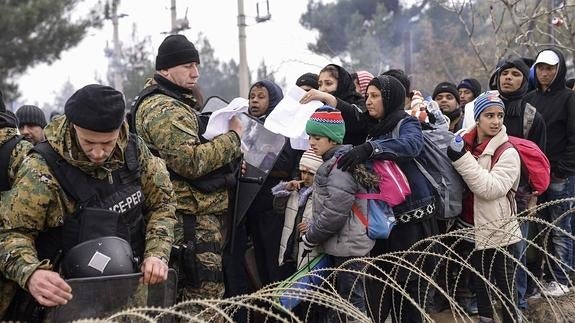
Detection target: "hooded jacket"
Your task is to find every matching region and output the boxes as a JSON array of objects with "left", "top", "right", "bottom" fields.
[
  {"left": 248, "top": 80, "right": 284, "bottom": 122},
  {"left": 0, "top": 117, "right": 176, "bottom": 290},
  {"left": 496, "top": 57, "right": 546, "bottom": 151},
  {"left": 524, "top": 48, "right": 575, "bottom": 178},
  {"left": 326, "top": 64, "right": 368, "bottom": 146},
  {"left": 0, "top": 127, "right": 33, "bottom": 189}
]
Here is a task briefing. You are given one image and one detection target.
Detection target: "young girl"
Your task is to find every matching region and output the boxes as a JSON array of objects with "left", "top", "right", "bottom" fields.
[
  {"left": 299, "top": 64, "right": 367, "bottom": 146},
  {"left": 273, "top": 149, "right": 323, "bottom": 276},
  {"left": 447, "top": 92, "right": 522, "bottom": 323}
]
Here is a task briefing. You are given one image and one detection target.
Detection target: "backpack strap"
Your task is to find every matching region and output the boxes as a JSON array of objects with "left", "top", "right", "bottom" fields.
[
  {"left": 130, "top": 84, "right": 188, "bottom": 134},
  {"left": 491, "top": 141, "right": 514, "bottom": 169},
  {"left": 391, "top": 117, "right": 407, "bottom": 139},
  {"left": 32, "top": 142, "right": 96, "bottom": 204},
  {"left": 351, "top": 203, "right": 368, "bottom": 227},
  {"left": 125, "top": 133, "right": 140, "bottom": 173},
  {"left": 490, "top": 141, "right": 518, "bottom": 215},
  {"left": 523, "top": 103, "right": 536, "bottom": 139},
  {"left": 0, "top": 135, "right": 24, "bottom": 191}
]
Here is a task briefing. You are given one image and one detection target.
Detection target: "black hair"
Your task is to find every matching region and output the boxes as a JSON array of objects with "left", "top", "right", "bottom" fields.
[{"left": 382, "top": 69, "right": 410, "bottom": 98}]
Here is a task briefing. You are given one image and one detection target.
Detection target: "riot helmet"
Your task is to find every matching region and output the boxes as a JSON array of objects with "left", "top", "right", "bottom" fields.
[{"left": 61, "top": 236, "right": 137, "bottom": 279}]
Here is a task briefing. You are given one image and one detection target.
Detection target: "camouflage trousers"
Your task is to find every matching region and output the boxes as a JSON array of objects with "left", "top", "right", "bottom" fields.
[{"left": 173, "top": 212, "right": 224, "bottom": 305}]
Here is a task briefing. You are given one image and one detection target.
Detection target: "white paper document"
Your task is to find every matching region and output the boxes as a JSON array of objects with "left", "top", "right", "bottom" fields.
[
  {"left": 203, "top": 97, "right": 249, "bottom": 140},
  {"left": 264, "top": 86, "right": 323, "bottom": 141}
]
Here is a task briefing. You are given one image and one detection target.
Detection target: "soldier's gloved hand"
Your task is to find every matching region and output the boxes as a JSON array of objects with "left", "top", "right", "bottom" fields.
[{"left": 337, "top": 143, "right": 373, "bottom": 172}]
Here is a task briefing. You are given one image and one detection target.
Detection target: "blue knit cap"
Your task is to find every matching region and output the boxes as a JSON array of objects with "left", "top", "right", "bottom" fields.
[{"left": 473, "top": 91, "right": 505, "bottom": 121}]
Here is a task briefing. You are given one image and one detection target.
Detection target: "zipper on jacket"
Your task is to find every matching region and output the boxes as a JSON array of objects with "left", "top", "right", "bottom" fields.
[{"left": 103, "top": 167, "right": 113, "bottom": 184}]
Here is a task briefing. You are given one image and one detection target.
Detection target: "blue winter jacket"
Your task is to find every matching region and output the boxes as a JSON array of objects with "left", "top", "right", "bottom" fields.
[{"left": 368, "top": 116, "right": 435, "bottom": 216}]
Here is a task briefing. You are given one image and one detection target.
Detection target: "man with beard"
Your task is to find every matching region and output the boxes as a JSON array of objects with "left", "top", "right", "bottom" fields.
[{"left": 433, "top": 82, "right": 463, "bottom": 132}]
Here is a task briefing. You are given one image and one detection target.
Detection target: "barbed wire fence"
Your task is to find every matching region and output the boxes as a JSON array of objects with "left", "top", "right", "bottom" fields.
[{"left": 76, "top": 197, "right": 575, "bottom": 323}]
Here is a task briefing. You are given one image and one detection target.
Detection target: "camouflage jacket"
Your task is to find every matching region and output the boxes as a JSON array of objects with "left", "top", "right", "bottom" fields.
[
  {"left": 0, "top": 127, "right": 33, "bottom": 188},
  {"left": 0, "top": 117, "right": 177, "bottom": 289},
  {"left": 134, "top": 77, "right": 242, "bottom": 216}
]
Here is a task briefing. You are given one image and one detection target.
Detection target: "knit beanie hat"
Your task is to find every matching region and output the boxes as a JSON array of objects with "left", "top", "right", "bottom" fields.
[
  {"left": 296, "top": 72, "right": 319, "bottom": 89},
  {"left": 473, "top": 91, "right": 505, "bottom": 121},
  {"left": 65, "top": 84, "right": 126, "bottom": 132},
  {"left": 16, "top": 105, "right": 47, "bottom": 128},
  {"left": 299, "top": 149, "right": 323, "bottom": 174},
  {"left": 305, "top": 106, "right": 345, "bottom": 144},
  {"left": 355, "top": 70, "right": 374, "bottom": 96},
  {"left": 432, "top": 82, "right": 460, "bottom": 104},
  {"left": 49, "top": 110, "right": 63, "bottom": 122},
  {"left": 457, "top": 78, "right": 482, "bottom": 98},
  {"left": 155, "top": 34, "right": 200, "bottom": 70},
  {"left": 0, "top": 110, "right": 18, "bottom": 129}
]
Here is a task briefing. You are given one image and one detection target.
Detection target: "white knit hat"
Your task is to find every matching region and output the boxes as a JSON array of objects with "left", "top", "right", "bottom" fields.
[{"left": 299, "top": 149, "right": 323, "bottom": 174}]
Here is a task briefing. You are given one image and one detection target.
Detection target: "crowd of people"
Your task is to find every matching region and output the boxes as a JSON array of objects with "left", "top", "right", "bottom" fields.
[{"left": 0, "top": 33, "right": 574, "bottom": 323}]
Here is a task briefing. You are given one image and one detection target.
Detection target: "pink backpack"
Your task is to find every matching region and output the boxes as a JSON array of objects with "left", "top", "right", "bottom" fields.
[{"left": 352, "top": 159, "right": 411, "bottom": 239}]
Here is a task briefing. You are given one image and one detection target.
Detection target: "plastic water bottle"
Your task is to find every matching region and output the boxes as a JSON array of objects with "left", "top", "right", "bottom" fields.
[
  {"left": 424, "top": 99, "right": 448, "bottom": 129},
  {"left": 450, "top": 134, "right": 465, "bottom": 152}
]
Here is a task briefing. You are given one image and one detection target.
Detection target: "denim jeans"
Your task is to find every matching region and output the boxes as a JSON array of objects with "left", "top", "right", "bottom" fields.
[
  {"left": 332, "top": 256, "right": 368, "bottom": 321},
  {"left": 540, "top": 176, "right": 573, "bottom": 285}
]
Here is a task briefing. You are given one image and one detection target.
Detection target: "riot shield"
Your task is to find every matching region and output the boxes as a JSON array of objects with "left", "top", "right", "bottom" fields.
[
  {"left": 201, "top": 95, "right": 229, "bottom": 114},
  {"left": 233, "top": 112, "right": 287, "bottom": 228},
  {"left": 44, "top": 269, "right": 177, "bottom": 322}
]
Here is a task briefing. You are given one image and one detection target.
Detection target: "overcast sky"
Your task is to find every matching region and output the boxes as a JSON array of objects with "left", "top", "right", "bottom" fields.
[{"left": 17, "top": 0, "right": 335, "bottom": 107}]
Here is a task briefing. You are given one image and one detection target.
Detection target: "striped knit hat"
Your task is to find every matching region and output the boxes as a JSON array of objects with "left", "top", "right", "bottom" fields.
[
  {"left": 299, "top": 149, "right": 323, "bottom": 174},
  {"left": 305, "top": 106, "right": 345, "bottom": 144},
  {"left": 355, "top": 70, "right": 374, "bottom": 96},
  {"left": 473, "top": 91, "right": 505, "bottom": 121}
]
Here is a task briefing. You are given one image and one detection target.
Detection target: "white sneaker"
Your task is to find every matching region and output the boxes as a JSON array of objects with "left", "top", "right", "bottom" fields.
[{"left": 540, "top": 281, "right": 569, "bottom": 297}]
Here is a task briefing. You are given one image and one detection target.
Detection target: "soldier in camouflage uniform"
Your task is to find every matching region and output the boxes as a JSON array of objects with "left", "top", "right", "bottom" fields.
[
  {"left": 0, "top": 94, "right": 34, "bottom": 193},
  {"left": 0, "top": 94, "right": 34, "bottom": 318},
  {"left": 0, "top": 85, "right": 176, "bottom": 320},
  {"left": 131, "top": 34, "right": 243, "bottom": 301}
]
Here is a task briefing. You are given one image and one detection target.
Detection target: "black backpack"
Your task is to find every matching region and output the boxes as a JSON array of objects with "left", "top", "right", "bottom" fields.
[{"left": 0, "top": 135, "right": 24, "bottom": 191}]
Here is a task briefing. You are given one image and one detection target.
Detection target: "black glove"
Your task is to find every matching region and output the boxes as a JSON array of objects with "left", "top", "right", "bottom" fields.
[
  {"left": 447, "top": 137, "right": 467, "bottom": 162},
  {"left": 337, "top": 142, "right": 373, "bottom": 172}
]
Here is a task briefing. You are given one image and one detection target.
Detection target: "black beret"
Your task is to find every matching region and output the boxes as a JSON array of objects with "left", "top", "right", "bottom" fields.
[{"left": 65, "top": 84, "right": 125, "bottom": 132}]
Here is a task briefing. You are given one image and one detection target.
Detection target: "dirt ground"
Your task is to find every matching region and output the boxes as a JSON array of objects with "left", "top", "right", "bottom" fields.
[{"left": 427, "top": 292, "right": 575, "bottom": 323}]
